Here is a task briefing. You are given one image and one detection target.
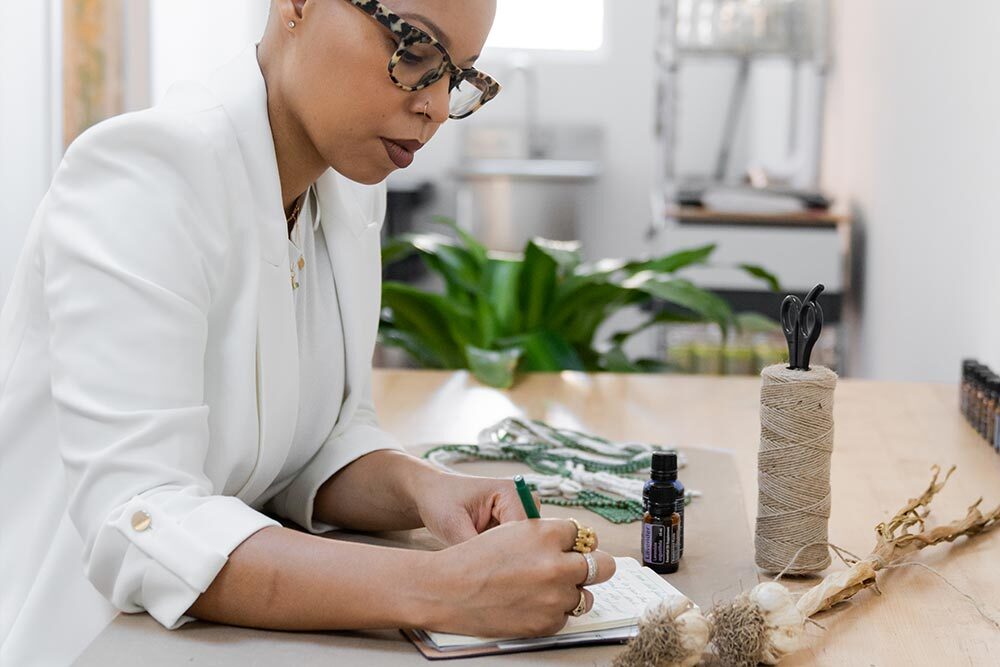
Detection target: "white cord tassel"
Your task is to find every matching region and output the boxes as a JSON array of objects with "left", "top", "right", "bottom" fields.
[
  {"left": 425, "top": 444, "right": 703, "bottom": 505},
  {"left": 423, "top": 418, "right": 706, "bottom": 505},
  {"left": 477, "top": 417, "right": 689, "bottom": 467}
]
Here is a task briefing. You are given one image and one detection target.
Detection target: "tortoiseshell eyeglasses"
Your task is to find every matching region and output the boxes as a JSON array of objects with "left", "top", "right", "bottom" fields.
[{"left": 344, "top": 0, "right": 501, "bottom": 119}]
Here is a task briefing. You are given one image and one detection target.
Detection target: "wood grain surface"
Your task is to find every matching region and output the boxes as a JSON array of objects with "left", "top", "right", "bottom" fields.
[{"left": 372, "top": 369, "right": 1000, "bottom": 666}]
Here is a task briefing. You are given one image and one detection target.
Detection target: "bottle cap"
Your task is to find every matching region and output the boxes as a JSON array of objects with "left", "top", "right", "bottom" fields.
[{"left": 650, "top": 451, "right": 678, "bottom": 481}]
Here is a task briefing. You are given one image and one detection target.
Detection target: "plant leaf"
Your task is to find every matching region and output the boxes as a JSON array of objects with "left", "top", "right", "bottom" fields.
[
  {"left": 622, "top": 243, "right": 716, "bottom": 275},
  {"left": 738, "top": 263, "right": 782, "bottom": 292},
  {"left": 500, "top": 331, "right": 585, "bottom": 372},
  {"left": 465, "top": 345, "right": 522, "bottom": 389},
  {"left": 551, "top": 281, "right": 641, "bottom": 345},
  {"left": 600, "top": 346, "right": 642, "bottom": 373},
  {"left": 481, "top": 257, "right": 522, "bottom": 337},
  {"left": 409, "top": 233, "right": 482, "bottom": 297},
  {"left": 734, "top": 311, "right": 782, "bottom": 334},
  {"left": 381, "top": 282, "right": 474, "bottom": 368},
  {"left": 608, "top": 309, "right": 704, "bottom": 347},
  {"left": 626, "top": 273, "right": 734, "bottom": 335},
  {"left": 518, "top": 240, "right": 560, "bottom": 331},
  {"left": 633, "top": 357, "right": 672, "bottom": 373},
  {"left": 381, "top": 237, "right": 419, "bottom": 267},
  {"left": 531, "top": 237, "right": 583, "bottom": 272},
  {"left": 377, "top": 328, "right": 442, "bottom": 368},
  {"left": 432, "top": 215, "right": 488, "bottom": 267}
]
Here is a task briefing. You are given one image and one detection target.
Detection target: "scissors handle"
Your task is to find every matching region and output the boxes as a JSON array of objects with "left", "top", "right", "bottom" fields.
[
  {"left": 797, "top": 301, "right": 824, "bottom": 370},
  {"left": 803, "top": 283, "right": 825, "bottom": 306},
  {"left": 780, "top": 296, "right": 801, "bottom": 369}
]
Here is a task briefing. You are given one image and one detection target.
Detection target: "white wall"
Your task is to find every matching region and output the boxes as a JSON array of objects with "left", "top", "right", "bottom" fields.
[
  {"left": 149, "top": 0, "right": 269, "bottom": 104},
  {"left": 0, "top": 1, "right": 270, "bottom": 307},
  {"left": 0, "top": 1, "right": 55, "bottom": 304},
  {"left": 822, "top": 0, "right": 1000, "bottom": 380}
]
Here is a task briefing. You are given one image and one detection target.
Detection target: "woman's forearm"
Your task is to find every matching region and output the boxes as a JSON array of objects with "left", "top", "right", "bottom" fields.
[
  {"left": 312, "top": 449, "right": 443, "bottom": 531},
  {"left": 187, "top": 525, "right": 440, "bottom": 630},
  {"left": 188, "top": 452, "right": 453, "bottom": 630}
]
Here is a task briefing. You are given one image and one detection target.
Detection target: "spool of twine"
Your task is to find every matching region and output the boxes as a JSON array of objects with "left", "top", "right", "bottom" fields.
[{"left": 755, "top": 363, "right": 838, "bottom": 575}]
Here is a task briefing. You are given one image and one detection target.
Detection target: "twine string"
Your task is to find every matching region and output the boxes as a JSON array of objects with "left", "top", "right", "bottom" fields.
[{"left": 756, "top": 364, "right": 838, "bottom": 575}]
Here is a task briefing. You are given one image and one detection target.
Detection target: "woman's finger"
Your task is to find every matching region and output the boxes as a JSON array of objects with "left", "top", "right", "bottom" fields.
[
  {"left": 556, "top": 518, "right": 599, "bottom": 552},
  {"left": 563, "top": 587, "right": 594, "bottom": 616},
  {"left": 559, "top": 549, "right": 616, "bottom": 586},
  {"left": 492, "top": 482, "right": 535, "bottom": 523}
]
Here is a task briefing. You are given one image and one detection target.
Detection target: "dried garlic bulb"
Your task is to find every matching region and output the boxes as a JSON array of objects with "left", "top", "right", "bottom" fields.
[
  {"left": 613, "top": 592, "right": 711, "bottom": 667},
  {"left": 751, "top": 582, "right": 806, "bottom": 663}
]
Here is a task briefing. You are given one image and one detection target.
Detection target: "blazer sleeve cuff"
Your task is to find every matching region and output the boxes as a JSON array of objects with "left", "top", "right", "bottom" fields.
[
  {"left": 268, "top": 423, "right": 405, "bottom": 534},
  {"left": 108, "top": 494, "right": 280, "bottom": 629}
]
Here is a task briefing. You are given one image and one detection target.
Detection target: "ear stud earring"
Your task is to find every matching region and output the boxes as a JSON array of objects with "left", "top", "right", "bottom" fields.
[{"left": 288, "top": 20, "right": 296, "bottom": 28}]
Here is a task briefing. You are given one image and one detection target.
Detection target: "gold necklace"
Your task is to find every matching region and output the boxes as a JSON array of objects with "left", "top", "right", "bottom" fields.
[
  {"left": 287, "top": 191, "right": 307, "bottom": 290},
  {"left": 286, "top": 194, "right": 304, "bottom": 234}
]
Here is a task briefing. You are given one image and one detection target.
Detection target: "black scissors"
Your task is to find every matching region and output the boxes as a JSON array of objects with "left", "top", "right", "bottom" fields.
[{"left": 780, "top": 284, "right": 824, "bottom": 370}]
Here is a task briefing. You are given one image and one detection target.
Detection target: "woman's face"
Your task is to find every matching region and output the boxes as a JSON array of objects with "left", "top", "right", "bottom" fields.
[{"left": 277, "top": 0, "right": 496, "bottom": 184}]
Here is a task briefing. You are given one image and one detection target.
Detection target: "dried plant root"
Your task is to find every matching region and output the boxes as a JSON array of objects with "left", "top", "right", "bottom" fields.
[{"left": 797, "top": 465, "right": 1000, "bottom": 617}]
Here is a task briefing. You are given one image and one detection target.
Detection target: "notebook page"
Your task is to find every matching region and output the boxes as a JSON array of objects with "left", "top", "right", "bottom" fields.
[{"left": 425, "top": 557, "right": 686, "bottom": 649}]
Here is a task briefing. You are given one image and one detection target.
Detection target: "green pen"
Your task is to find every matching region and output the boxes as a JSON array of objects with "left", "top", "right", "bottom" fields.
[{"left": 514, "top": 475, "right": 540, "bottom": 519}]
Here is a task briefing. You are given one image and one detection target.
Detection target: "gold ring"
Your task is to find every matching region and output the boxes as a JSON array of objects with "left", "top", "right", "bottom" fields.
[
  {"left": 570, "top": 590, "right": 588, "bottom": 617},
  {"left": 569, "top": 517, "right": 597, "bottom": 554}
]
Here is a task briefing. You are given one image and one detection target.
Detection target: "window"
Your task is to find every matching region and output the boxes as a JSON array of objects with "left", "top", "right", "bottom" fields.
[{"left": 484, "top": 0, "right": 605, "bottom": 52}]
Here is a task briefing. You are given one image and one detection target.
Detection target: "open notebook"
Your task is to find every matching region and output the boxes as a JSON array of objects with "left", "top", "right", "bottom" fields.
[{"left": 403, "top": 557, "right": 688, "bottom": 659}]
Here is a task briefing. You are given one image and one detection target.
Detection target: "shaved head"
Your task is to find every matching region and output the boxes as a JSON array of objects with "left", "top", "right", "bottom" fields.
[{"left": 258, "top": 0, "right": 497, "bottom": 186}]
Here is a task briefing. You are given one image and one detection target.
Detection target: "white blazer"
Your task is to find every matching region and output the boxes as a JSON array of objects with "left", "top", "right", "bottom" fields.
[{"left": 0, "top": 46, "right": 403, "bottom": 665}]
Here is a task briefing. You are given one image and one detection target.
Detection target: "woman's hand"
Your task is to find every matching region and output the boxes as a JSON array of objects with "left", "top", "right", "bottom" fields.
[
  {"left": 415, "top": 472, "right": 541, "bottom": 546},
  {"left": 419, "top": 518, "right": 617, "bottom": 638}
]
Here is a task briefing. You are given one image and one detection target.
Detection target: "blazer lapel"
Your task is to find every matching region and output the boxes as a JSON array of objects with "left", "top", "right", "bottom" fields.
[
  {"left": 208, "top": 46, "right": 299, "bottom": 500},
  {"left": 314, "top": 170, "right": 383, "bottom": 423}
]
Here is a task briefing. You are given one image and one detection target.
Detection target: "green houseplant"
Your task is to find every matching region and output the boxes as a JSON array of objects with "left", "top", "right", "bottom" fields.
[{"left": 379, "top": 217, "right": 781, "bottom": 388}]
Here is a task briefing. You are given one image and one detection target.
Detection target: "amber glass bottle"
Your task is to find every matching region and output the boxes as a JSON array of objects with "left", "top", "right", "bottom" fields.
[
  {"left": 643, "top": 451, "right": 685, "bottom": 558},
  {"left": 642, "top": 478, "right": 681, "bottom": 574}
]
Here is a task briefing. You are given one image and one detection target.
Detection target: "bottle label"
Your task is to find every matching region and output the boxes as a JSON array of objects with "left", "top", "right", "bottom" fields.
[
  {"left": 669, "top": 520, "right": 681, "bottom": 563},
  {"left": 674, "top": 498, "right": 685, "bottom": 557},
  {"left": 642, "top": 523, "right": 666, "bottom": 565}
]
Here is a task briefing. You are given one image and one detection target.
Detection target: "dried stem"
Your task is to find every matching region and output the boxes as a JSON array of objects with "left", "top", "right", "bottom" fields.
[{"left": 797, "top": 465, "right": 1000, "bottom": 618}]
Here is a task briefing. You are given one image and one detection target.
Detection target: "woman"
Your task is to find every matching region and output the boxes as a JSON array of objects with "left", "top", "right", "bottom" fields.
[{"left": 0, "top": 0, "right": 615, "bottom": 664}]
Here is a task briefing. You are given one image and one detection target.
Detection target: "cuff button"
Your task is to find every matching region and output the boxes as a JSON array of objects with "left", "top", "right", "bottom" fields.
[{"left": 131, "top": 511, "right": 152, "bottom": 532}]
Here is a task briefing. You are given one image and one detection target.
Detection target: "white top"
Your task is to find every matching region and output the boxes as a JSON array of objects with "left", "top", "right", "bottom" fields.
[
  {"left": 278, "top": 185, "right": 347, "bottom": 485},
  {"left": 0, "top": 46, "right": 404, "bottom": 665}
]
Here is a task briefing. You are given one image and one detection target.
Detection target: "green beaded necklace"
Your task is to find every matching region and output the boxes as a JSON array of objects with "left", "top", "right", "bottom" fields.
[{"left": 422, "top": 417, "right": 695, "bottom": 524}]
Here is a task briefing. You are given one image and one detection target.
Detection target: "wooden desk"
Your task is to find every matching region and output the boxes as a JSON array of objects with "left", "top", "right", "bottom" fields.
[
  {"left": 78, "top": 370, "right": 1000, "bottom": 666},
  {"left": 371, "top": 370, "right": 1000, "bottom": 666}
]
